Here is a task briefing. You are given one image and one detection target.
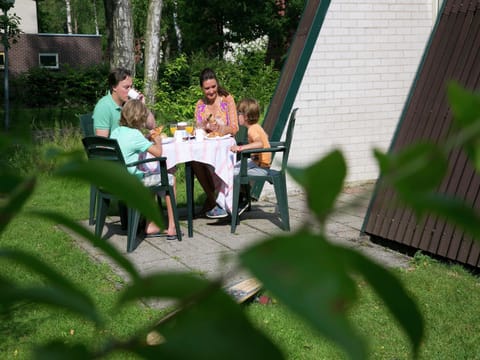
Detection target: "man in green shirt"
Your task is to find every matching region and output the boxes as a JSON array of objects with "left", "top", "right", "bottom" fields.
[{"left": 93, "top": 67, "right": 136, "bottom": 137}]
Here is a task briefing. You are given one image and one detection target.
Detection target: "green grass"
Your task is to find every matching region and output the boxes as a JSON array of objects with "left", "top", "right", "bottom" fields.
[{"left": 3, "top": 132, "right": 480, "bottom": 358}]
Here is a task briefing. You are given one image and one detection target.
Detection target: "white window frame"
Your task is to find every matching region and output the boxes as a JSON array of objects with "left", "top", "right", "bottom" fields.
[
  {"left": 0, "top": 52, "right": 4, "bottom": 69},
  {"left": 39, "top": 53, "right": 59, "bottom": 69}
]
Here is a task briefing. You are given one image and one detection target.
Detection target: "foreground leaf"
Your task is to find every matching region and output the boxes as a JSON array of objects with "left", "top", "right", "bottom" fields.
[
  {"left": 134, "top": 283, "right": 283, "bottom": 359},
  {"left": 0, "top": 250, "right": 102, "bottom": 325},
  {"left": 347, "top": 249, "right": 424, "bottom": 356},
  {"left": 240, "top": 230, "right": 365, "bottom": 359},
  {"left": 118, "top": 273, "right": 215, "bottom": 305},
  {"left": 410, "top": 193, "right": 480, "bottom": 242},
  {"left": 447, "top": 82, "right": 480, "bottom": 171},
  {"left": 289, "top": 150, "right": 346, "bottom": 223},
  {"left": 31, "top": 210, "right": 140, "bottom": 281},
  {"left": 34, "top": 341, "right": 91, "bottom": 360},
  {"left": 55, "top": 159, "right": 164, "bottom": 229},
  {"left": 119, "top": 273, "right": 283, "bottom": 358},
  {"left": 374, "top": 143, "right": 448, "bottom": 198},
  {"left": 241, "top": 230, "right": 424, "bottom": 359},
  {"left": 0, "top": 177, "right": 36, "bottom": 233}
]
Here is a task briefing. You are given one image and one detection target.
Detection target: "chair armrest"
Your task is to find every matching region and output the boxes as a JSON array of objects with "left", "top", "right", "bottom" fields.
[
  {"left": 269, "top": 141, "right": 285, "bottom": 147},
  {"left": 126, "top": 156, "right": 168, "bottom": 167},
  {"left": 127, "top": 156, "right": 170, "bottom": 187},
  {"left": 237, "top": 146, "right": 286, "bottom": 177},
  {"left": 240, "top": 146, "right": 285, "bottom": 156}
]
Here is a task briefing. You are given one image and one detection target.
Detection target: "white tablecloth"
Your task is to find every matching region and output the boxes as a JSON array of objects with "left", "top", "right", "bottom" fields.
[{"left": 141, "top": 136, "right": 236, "bottom": 212}]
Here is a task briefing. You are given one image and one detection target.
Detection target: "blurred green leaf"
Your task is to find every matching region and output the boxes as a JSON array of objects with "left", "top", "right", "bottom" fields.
[
  {"left": 240, "top": 229, "right": 366, "bottom": 359},
  {"left": 54, "top": 159, "right": 164, "bottom": 229},
  {"left": 347, "top": 249, "right": 424, "bottom": 356},
  {"left": 118, "top": 273, "right": 214, "bottom": 304},
  {"left": 448, "top": 82, "right": 480, "bottom": 129},
  {"left": 447, "top": 82, "right": 480, "bottom": 171},
  {"left": 241, "top": 229, "right": 424, "bottom": 359},
  {"left": 34, "top": 341, "right": 91, "bottom": 360},
  {"left": 374, "top": 143, "right": 447, "bottom": 197},
  {"left": 0, "top": 177, "right": 36, "bottom": 234},
  {"left": 133, "top": 286, "right": 284, "bottom": 359},
  {"left": 0, "top": 249, "right": 102, "bottom": 325},
  {"left": 410, "top": 193, "right": 480, "bottom": 241},
  {"left": 289, "top": 150, "right": 346, "bottom": 223},
  {"left": 31, "top": 210, "right": 140, "bottom": 282}
]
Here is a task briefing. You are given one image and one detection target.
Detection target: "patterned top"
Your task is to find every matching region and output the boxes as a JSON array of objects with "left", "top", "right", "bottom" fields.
[{"left": 195, "top": 95, "right": 239, "bottom": 134}]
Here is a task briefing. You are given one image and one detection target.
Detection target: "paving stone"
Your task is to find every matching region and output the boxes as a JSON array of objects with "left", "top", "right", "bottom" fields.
[{"left": 67, "top": 182, "right": 413, "bottom": 309}]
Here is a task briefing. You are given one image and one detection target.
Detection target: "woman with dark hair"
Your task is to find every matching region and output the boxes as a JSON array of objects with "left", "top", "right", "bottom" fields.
[{"left": 193, "top": 68, "right": 239, "bottom": 218}]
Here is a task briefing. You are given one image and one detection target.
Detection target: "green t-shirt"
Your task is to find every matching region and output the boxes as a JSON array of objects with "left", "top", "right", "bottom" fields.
[
  {"left": 110, "top": 126, "right": 152, "bottom": 178},
  {"left": 93, "top": 93, "right": 122, "bottom": 135}
]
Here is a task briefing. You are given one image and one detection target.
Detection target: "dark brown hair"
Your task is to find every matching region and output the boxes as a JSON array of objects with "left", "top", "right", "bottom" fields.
[
  {"left": 108, "top": 67, "right": 132, "bottom": 92},
  {"left": 199, "top": 68, "right": 230, "bottom": 97}
]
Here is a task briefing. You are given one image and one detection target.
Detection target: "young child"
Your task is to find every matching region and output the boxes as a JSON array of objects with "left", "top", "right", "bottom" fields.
[
  {"left": 230, "top": 98, "right": 271, "bottom": 215},
  {"left": 110, "top": 100, "right": 179, "bottom": 239}
]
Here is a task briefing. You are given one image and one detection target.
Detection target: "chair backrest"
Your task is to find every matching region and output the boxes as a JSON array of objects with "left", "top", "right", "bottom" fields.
[
  {"left": 79, "top": 112, "right": 94, "bottom": 137},
  {"left": 82, "top": 136, "right": 125, "bottom": 164},
  {"left": 280, "top": 108, "right": 298, "bottom": 170}
]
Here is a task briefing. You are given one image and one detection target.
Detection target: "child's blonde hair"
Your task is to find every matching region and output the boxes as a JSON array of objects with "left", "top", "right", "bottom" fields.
[
  {"left": 119, "top": 100, "right": 149, "bottom": 129},
  {"left": 237, "top": 98, "right": 260, "bottom": 125}
]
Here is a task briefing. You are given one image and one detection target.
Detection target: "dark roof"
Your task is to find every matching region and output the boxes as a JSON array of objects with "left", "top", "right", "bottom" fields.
[{"left": 362, "top": 0, "right": 480, "bottom": 267}]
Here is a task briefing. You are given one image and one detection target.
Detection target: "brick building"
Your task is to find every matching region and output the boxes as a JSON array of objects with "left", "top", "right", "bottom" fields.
[{"left": 0, "top": 0, "right": 102, "bottom": 76}]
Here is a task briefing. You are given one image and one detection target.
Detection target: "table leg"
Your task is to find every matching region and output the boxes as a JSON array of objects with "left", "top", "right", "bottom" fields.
[{"left": 185, "top": 162, "right": 194, "bottom": 237}]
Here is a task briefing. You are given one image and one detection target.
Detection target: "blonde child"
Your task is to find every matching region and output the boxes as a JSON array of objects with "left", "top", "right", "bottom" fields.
[{"left": 110, "top": 100, "right": 179, "bottom": 239}]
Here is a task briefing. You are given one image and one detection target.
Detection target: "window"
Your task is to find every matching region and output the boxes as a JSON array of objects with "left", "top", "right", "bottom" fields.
[
  {"left": 0, "top": 52, "right": 4, "bottom": 69},
  {"left": 39, "top": 53, "right": 59, "bottom": 69}
]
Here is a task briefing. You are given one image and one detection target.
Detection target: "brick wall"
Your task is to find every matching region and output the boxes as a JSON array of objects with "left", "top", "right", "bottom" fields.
[
  {"left": 286, "top": 0, "right": 436, "bottom": 188},
  {"left": 3, "top": 33, "right": 102, "bottom": 76}
]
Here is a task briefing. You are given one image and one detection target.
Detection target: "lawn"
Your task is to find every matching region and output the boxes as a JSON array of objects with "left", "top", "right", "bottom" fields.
[{"left": 2, "top": 133, "right": 480, "bottom": 359}]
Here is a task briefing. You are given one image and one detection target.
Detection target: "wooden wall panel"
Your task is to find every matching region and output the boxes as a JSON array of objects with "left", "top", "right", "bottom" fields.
[{"left": 363, "top": 0, "right": 480, "bottom": 267}]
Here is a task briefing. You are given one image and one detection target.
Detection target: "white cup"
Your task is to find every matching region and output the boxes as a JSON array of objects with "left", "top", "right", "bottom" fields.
[
  {"left": 128, "top": 88, "right": 140, "bottom": 99},
  {"left": 195, "top": 128, "right": 205, "bottom": 142},
  {"left": 175, "top": 129, "right": 187, "bottom": 141}
]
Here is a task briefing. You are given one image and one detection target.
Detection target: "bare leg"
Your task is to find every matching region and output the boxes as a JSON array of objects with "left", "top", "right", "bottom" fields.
[
  {"left": 191, "top": 161, "right": 216, "bottom": 211},
  {"left": 145, "top": 177, "right": 177, "bottom": 236},
  {"left": 165, "top": 177, "right": 177, "bottom": 236}
]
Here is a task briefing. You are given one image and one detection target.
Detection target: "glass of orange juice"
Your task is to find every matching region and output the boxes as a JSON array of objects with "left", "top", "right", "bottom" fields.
[
  {"left": 169, "top": 123, "right": 177, "bottom": 136},
  {"left": 186, "top": 122, "right": 194, "bottom": 136}
]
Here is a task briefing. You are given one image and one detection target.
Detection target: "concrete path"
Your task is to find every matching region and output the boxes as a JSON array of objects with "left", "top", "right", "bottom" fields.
[{"left": 71, "top": 182, "right": 412, "bottom": 304}]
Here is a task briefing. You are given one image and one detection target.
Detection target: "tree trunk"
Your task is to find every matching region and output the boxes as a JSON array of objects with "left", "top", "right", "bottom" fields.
[
  {"left": 65, "top": 0, "right": 73, "bottom": 34},
  {"left": 93, "top": 0, "right": 100, "bottom": 35},
  {"left": 173, "top": 0, "right": 182, "bottom": 52},
  {"left": 143, "top": 0, "right": 163, "bottom": 105},
  {"left": 103, "top": 0, "right": 135, "bottom": 72}
]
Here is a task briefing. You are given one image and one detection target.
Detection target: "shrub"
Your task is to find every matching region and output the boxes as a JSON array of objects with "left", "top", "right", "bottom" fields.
[{"left": 11, "top": 64, "right": 109, "bottom": 108}]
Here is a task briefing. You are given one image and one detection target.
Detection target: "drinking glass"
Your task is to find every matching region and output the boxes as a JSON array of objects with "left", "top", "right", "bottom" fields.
[
  {"left": 185, "top": 122, "right": 194, "bottom": 136},
  {"left": 169, "top": 123, "right": 177, "bottom": 137}
]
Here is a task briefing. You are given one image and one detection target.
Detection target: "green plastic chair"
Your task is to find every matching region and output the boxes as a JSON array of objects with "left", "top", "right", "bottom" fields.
[
  {"left": 230, "top": 108, "right": 298, "bottom": 233},
  {"left": 79, "top": 112, "right": 97, "bottom": 225},
  {"left": 82, "top": 136, "right": 182, "bottom": 252},
  {"left": 79, "top": 112, "right": 94, "bottom": 136}
]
